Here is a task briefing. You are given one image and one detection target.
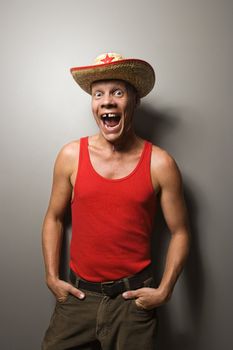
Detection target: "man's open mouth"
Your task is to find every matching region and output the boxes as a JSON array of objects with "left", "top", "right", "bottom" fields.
[{"left": 101, "top": 113, "right": 121, "bottom": 128}]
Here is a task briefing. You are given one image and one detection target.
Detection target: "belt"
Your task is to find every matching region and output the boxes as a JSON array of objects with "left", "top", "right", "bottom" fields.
[{"left": 70, "top": 266, "right": 152, "bottom": 298}]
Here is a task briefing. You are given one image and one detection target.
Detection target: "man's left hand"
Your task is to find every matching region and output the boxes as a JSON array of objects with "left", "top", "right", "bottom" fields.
[{"left": 122, "top": 287, "right": 170, "bottom": 310}]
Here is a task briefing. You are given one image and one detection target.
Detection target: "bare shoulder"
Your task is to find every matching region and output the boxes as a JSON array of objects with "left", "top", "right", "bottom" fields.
[
  {"left": 151, "top": 145, "right": 182, "bottom": 188},
  {"left": 54, "top": 140, "right": 80, "bottom": 176},
  {"left": 58, "top": 140, "right": 80, "bottom": 160}
]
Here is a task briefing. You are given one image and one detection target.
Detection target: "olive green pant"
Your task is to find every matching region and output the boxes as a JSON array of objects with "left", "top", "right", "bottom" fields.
[{"left": 42, "top": 280, "right": 158, "bottom": 350}]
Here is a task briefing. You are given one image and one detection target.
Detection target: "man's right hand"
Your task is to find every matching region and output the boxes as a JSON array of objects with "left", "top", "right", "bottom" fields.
[{"left": 47, "top": 277, "right": 85, "bottom": 302}]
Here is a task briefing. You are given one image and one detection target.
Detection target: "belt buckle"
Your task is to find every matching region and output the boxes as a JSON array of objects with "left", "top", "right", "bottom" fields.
[{"left": 101, "top": 281, "right": 115, "bottom": 297}]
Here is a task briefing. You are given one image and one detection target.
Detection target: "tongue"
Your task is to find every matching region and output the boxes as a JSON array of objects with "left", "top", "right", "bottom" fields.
[{"left": 105, "top": 119, "right": 119, "bottom": 127}]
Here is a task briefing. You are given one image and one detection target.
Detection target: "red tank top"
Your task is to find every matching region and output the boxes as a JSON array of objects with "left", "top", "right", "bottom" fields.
[{"left": 70, "top": 137, "right": 156, "bottom": 282}]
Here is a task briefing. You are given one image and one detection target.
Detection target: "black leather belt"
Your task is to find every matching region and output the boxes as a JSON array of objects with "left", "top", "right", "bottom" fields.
[{"left": 70, "top": 266, "right": 152, "bottom": 298}]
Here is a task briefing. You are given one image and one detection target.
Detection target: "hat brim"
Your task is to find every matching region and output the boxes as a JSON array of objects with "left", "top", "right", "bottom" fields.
[{"left": 70, "top": 59, "right": 155, "bottom": 98}]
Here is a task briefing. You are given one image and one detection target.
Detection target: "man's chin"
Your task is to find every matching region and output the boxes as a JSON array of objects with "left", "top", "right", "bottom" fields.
[
  {"left": 100, "top": 126, "right": 124, "bottom": 143},
  {"left": 101, "top": 132, "right": 122, "bottom": 144}
]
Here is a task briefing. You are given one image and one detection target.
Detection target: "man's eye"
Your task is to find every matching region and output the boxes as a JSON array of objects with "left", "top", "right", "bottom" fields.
[
  {"left": 94, "top": 91, "right": 102, "bottom": 98},
  {"left": 114, "top": 89, "right": 123, "bottom": 97}
]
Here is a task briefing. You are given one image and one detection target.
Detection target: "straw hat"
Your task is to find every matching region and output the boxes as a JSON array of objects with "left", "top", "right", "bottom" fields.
[{"left": 70, "top": 53, "right": 155, "bottom": 98}]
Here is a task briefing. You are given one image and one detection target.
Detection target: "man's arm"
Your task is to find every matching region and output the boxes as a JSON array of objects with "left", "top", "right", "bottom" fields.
[
  {"left": 123, "top": 148, "right": 190, "bottom": 309},
  {"left": 42, "top": 142, "right": 85, "bottom": 302}
]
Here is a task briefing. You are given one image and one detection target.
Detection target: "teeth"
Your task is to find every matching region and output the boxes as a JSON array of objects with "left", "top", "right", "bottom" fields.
[{"left": 101, "top": 113, "right": 119, "bottom": 118}]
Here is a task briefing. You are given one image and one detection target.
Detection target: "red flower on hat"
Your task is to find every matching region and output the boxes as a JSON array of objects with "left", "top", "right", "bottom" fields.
[{"left": 100, "top": 54, "right": 115, "bottom": 64}]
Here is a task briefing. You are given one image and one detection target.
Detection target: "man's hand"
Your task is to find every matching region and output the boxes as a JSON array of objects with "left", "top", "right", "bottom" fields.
[
  {"left": 122, "top": 287, "right": 170, "bottom": 310},
  {"left": 47, "top": 277, "right": 85, "bottom": 302}
]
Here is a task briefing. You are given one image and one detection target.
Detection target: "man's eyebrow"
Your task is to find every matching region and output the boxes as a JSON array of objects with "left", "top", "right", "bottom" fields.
[
  {"left": 92, "top": 88, "right": 103, "bottom": 93},
  {"left": 112, "top": 85, "right": 126, "bottom": 91}
]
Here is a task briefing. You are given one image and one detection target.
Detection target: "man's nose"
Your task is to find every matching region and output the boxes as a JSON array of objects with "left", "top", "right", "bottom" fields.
[{"left": 101, "top": 95, "right": 117, "bottom": 109}]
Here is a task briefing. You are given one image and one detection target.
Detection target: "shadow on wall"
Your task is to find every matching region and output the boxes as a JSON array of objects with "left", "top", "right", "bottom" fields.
[
  {"left": 135, "top": 106, "right": 205, "bottom": 350},
  {"left": 59, "top": 105, "right": 205, "bottom": 350}
]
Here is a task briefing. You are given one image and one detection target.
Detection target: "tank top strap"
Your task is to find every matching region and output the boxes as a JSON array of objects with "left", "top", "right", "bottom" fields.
[
  {"left": 78, "top": 136, "right": 90, "bottom": 170},
  {"left": 137, "top": 140, "right": 152, "bottom": 172},
  {"left": 143, "top": 140, "right": 152, "bottom": 160},
  {"left": 135, "top": 140, "right": 154, "bottom": 193},
  {"left": 80, "top": 136, "right": 89, "bottom": 155}
]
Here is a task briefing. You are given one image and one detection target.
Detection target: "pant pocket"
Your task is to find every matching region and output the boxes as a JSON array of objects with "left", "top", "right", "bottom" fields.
[{"left": 143, "top": 276, "right": 155, "bottom": 288}]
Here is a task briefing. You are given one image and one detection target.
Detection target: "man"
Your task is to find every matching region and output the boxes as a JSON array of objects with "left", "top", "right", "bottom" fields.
[{"left": 42, "top": 53, "right": 190, "bottom": 350}]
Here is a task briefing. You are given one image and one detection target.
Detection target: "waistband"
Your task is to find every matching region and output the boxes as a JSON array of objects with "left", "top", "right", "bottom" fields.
[{"left": 70, "top": 265, "right": 153, "bottom": 298}]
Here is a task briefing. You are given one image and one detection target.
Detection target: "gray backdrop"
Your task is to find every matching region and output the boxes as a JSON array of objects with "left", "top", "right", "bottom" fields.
[{"left": 1, "top": 0, "right": 232, "bottom": 349}]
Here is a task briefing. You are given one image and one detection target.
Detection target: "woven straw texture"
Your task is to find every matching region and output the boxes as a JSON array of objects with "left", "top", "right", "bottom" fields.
[{"left": 71, "top": 60, "right": 155, "bottom": 98}]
